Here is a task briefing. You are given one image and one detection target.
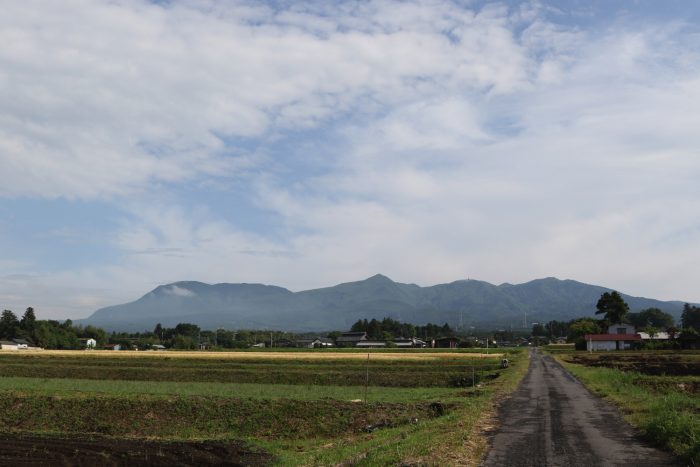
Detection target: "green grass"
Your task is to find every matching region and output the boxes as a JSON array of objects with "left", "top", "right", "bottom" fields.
[
  {"left": 0, "top": 377, "right": 459, "bottom": 402},
  {"left": 557, "top": 354, "right": 700, "bottom": 465}
]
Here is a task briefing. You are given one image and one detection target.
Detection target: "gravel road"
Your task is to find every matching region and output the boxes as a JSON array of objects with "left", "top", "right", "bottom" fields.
[{"left": 481, "top": 349, "right": 680, "bottom": 467}]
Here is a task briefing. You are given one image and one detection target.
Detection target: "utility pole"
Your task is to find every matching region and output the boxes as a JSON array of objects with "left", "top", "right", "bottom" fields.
[{"left": 364, "top": 353, "right": 370, "bottom": 403}]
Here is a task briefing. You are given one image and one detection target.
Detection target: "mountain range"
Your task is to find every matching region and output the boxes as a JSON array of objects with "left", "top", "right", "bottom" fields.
[{"left": 77, "top": 275, "right": 690, "bottom": 332}]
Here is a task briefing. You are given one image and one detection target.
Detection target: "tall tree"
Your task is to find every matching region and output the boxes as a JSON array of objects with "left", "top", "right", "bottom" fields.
[
  {"left": 0, "top": 310, "right": 20, "bottom": 339},
  {"left": 681, "top": 304, "right": 700, "bottom": 330},
  {"left": 595, "top": 291, "right": 629, "bottom": 324},
  {"left": 20, "top": 307, "right": 37, "bottom": 333},
  {"left": 627, "top": 308, "right": 674, "bottom": 329}
]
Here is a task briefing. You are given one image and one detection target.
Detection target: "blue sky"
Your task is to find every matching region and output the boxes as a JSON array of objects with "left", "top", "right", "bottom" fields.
[{"left": 1, "top": 0, "right": 699, "bottom": 319}]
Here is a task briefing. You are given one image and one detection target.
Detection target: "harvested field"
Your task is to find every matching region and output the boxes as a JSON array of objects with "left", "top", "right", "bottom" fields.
[
  {"left": 0, "top": 348, "right": 526, "bottom": 465},
  {"left": 563, "top": 352, "right": 700, "bottom": 376}
]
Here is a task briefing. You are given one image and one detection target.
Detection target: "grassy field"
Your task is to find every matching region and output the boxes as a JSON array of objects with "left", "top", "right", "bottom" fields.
[
  {"left": 554, "top": 351, "right": 700, "bottom": 465},
  {"left": 0, "top": 348, "right": 526, "bottom": 466}
]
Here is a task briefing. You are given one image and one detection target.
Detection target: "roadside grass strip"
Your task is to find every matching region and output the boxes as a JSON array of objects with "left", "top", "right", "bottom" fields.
[{"left": 557, "top": 356, "right": 700, "bottom": 465}]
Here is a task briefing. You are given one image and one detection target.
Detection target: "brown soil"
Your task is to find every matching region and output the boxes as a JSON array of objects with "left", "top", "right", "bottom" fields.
[
  {"left": 565, "top": 354, "right": 700, "bottom": 376},
  {"left": 0, "top": 433, "right": 272, "bottom": 466}
]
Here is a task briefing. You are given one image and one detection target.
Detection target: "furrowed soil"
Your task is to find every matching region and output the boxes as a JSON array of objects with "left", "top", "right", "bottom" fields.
[
  {"left": 0, "top": 353, "right": 503, "bottom": 387},
  {"left": 0, "top": 394, "right": 445, "bottom": 439},
  {"left": 563, "top": 352, "right": 700, "bottom": 376},
  {"left": 0, "top": 433, "right": 271, "bottom": 466}
]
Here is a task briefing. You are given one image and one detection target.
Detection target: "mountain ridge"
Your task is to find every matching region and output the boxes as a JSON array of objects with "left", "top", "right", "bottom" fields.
[{"left": 77, "top": 275, "right": 690, "bottom": 332}]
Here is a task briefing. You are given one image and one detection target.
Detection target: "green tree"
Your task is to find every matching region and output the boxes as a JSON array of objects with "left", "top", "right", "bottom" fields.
[
  {"left": 681, "top": 304, "right": 700, "bottom": 331},
  {"left": 174, "top": 323, "right": 200, "bottom": 340},
  {"left": 568, "top": 318, "right": 601, "bottom": 341},
  {"left": 19, "top": 307, "right": 37, "bottom": 334},
  {"left": 368, "top": 319, "right": 382, "bottom": 339},
  {"left": 595, "top": 291, "right": 629, "bottom": 324},
  {"left": 33, "top": 321, "right": 56, "bottom": 348},
  {"left": 0, "top": 310, "right": 19, "bottom": 339},
  {"left": 627, "top": 308, "right": 674, "bottom": 329},
  {"left": 172, "top": 334, "right": 195, "bottom": 349}
]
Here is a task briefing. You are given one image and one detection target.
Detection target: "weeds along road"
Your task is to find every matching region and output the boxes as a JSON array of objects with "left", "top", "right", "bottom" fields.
[{"left": 481, "top": 349, "right": 679, "bottom": 467}]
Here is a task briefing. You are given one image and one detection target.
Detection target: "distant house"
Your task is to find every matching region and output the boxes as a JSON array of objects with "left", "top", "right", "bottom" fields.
[
  {"left": 296, "top": 337, "right": 335, "bottom": 348},
  {"left": 433, "top": 337, "right": 460, "bottom": 349},
  {"left": 637, "top": 331, "right": 673, "bottom": 341},
  {"left": 336, "top": 332, "right": 368, "bottom": 348},
  {"left": 150, "top": 344, "right": 166, "bottom": 350},
  {"left": 316, "top": 337, "right": 335, "bottom": 347},
  {"left": 0, "top": 340, "right": 19, "bottom": 351},
  {"left": 585, "top": 324, "right": 641, "bottom": 351},
  {"left": 394, "top": 337, "right": 427, "bottom": 348}
]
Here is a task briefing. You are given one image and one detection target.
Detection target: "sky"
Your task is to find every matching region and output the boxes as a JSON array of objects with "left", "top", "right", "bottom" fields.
[{"left": 1, "top": 0, "right": 699, "bottom": 320}]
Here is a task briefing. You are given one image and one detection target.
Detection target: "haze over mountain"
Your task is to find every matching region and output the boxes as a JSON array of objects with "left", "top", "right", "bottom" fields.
[{"left": 78, "top": 275, "right": 688, "bottom": 332}]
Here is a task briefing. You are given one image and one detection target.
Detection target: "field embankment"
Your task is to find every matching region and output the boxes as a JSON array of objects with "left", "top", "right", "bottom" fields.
[
  {"left": 555, "top": 351, "right": 700, "bottom": 465},
  {"left": 0, "top": 348, "right": 525, "bottom": 466}
]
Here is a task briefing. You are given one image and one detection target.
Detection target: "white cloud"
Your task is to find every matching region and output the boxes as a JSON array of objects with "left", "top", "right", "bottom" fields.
[
  {"left": 0, "top": 0, "right": 529, "bottom": 199},
  {"left": 164, "top": 285, "right": 196, "bottom": 297}
]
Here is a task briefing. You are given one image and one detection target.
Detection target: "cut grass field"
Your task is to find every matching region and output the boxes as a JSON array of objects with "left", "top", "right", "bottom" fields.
[
  {"left": 555, "top": 351, "right": 700, "bottom": 465},
  {"left": 0, "top": 348, "right": 526, "bottom": 465}
]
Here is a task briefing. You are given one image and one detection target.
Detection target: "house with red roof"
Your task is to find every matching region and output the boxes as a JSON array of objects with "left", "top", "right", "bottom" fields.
[{"left": 585, "top": 324, "right": 641, "bottom": 351}]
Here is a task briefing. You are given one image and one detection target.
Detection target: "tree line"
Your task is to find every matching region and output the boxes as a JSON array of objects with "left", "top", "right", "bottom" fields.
[
  {"left": 1, "top": 307, "right": 107, "bottom": 349},
  {"left": 349, "top": 317, "right": 454, "bottom": 340}
]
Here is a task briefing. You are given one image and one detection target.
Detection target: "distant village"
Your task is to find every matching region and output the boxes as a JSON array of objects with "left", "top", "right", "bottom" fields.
[{"left": 2, "top": 299, "right": 699, "bottom": 351}]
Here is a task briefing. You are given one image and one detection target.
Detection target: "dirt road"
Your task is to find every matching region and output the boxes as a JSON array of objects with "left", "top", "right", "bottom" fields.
[{"left": 481, "top": 349, "right": 679, "bottom": 467}]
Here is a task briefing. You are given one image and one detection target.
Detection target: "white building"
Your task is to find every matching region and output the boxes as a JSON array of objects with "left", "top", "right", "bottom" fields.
[
  {"left": 585, "top": 324, "right": 641, "bottom": 351},
  {"left": 0, "top": 340, "right": 19, "bottom": 351}
]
